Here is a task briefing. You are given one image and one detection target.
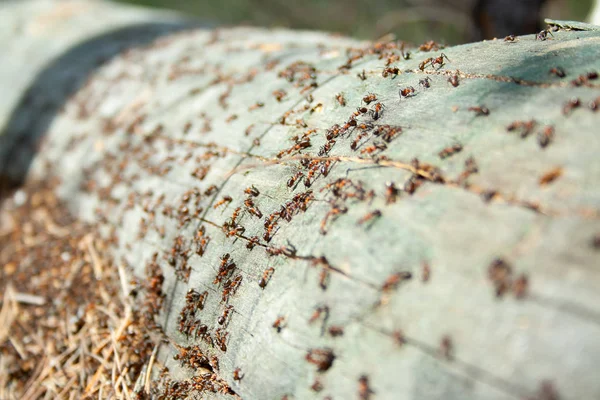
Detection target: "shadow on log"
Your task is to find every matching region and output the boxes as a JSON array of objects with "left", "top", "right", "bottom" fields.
[{"left": 0, "top": 1, "right": 199, "bottom": 199}]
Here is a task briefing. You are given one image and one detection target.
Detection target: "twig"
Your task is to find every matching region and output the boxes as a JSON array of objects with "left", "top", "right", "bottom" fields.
[
  {"left": 144, "top": 343, "right": 160, "bottom": 395},
  {"left": 83, "top": 234, "right": 103, "bottom": 280}
]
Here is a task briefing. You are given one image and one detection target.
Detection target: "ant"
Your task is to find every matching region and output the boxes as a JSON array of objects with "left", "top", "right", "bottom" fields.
[
  {"left": 462, "top": 156, "right": 479, "bottom": 176},
  {"left": 244, "top": 198, "right": 262, "bottom": 218},
  {"left": 273, "top": 89, "right": 286, "bottom": 102},
  {"left": 351, "top": 132, "right": 369, "bottom": 151},
  {"left": 404, "top": 175, "right": 421, "bottom": 195},
  {"left": 233, "top": 368, "right": 244, "bottom": 381},
  {"left": 215, "top": 328, "right": 228, "bottom": 352},
  {"left": 309, "top": 305, "right": 329, "bottom": 324},
  {"left": 266, "top": 242, "right": 297, "bottom": 258},
  {"left": 311, "top": 379, "right": 324, "bottom": 392},
  {"left": 370, "top": 102, "right": 385, "bottom": 120},
  {"left": 571, "top": 72, "right": 595, "bottom": 86},
  {"left": 246, "top": 235, "right": 260, "bottom": 250},
  {"left": 468, "top": 106, "right": 489, "bottom": 116},
  {"left": 273, "top": 316, "right": 286, "bottom": 332},
  {"left": 304, "top": 166, "right": 319, "bottom": 188},
  {"left": 399, "top": 86, "right": 415, "bottom": 98},
  {"left": 400, "top": 43, "right": 411, "bottom": 60},
  {"left": 360, "top": 142, "right": 387, "bottom": 155},
  {"left": 248, "top": 101, "right": 264, "bottom": 111},
  {"left": 244, "top": 185, "right": 259, "bottom": 197},
  {"left": 194, "top": 227, "right": 210, "bottom": 256},
  {"left": 306, "top": 348, "right": 335, "bottom": 372},
  {"left": 488, "top": 258, "right": 512, "bottom": 297},
  {"left": 419, "top": 77, "right": 431, "bottom": 88},
  {"left": 320, "top": 160, "right": 331, "bottom": 177},
  {"left": 549, "top": 67, "right": 566, "bottom": 78},
  {"left": 213, "top": 195, "right": 232, "bottom": 209},
  {"left": 504, "top": 35, "right": 517, "bottom": 42},
  {"left": 335, "top": 93, "right": 346, "bottom": 106},
  {"left": 385, "top": 53, "right": 400, "bottom": 66},
  {"left": 229, "top": 207, "right": 242, "bottom": 226},
  {"left": 263, "top": 225, "right": 276, "bottom": 242},
  {"left": 440, "top": 335, "right": 454, "bottom": 360},
  {"left": 537, "top": 125, "right": 554, "bottom": 148},
  {"left": 393, "top": 330, "right": 407, "bottom": 347},
  {"left": 186, "top": 289, "right": 208, "bottom": 311},
  {"left": 378, "top": 125, "right": 401, "bottom": 143},
  {"left": 258, "top": 267, "right": 275, "bottom": 288},
  {"left": 319, "top": 267, "right": 329, "bottom": 290},
  {"left": 204, "top": 184, "right": 218, "bottom": 196},
  {"left": 536, "top": 29, "right": 553, "bottom": 41},
  {"left": 356, "top": 122, "right": 373, "bottom": 131},
  {"left": 214, "top": 254, "right": 236, "bottom": 284},
  {"left": 419, "top": 53, "right": 450, "bottom": 70},
  {"left": 357, "top": 210, "right": 382, "bottom": 225},
  {"left": 218, "top": 305, "right": 234, "bottom": 326},
  {"left": 222, "top": 275, "right": 242, "bottom": 302},
  {"left": 448, "top": 75, "right": 459, "bottom": 87},
  {"left": 320, "top": 203, "right": 347, "bottom": 234},
  {"left": 362, "top": 93, "right": 377, "bottom": 104},
  {"left": 287, "top": 171, "right": 304, "bottom": 189},
  {"left": 382, "top": 271, "right": 412, "bottom": 292},
  {"left": 507, "top": 119, "right": 536, "bottom": 138},
  {"left": 385, "top": 181, "right": 399, "bottom": 204},
  {"left": 356, "top": 106, "right": 369, "bottom": 115},
  {"left": 381, "top": 66, "right": 399, "bottom": 78},
  {"left": 513, "top": 273, "right": 528, "bottom": 299},
  {"left": 225, "top": 225, "right": 245, "bottom": 237},
  {"left": 319, "top": 139, "right": 336, "bottom": 156},
  {"left": 328, "top": 326, "right": 344, "bottom": 337},
  {"left": 419, "top": 40, "right": 442, "bottom": 52},
  {"left": 421, "top": 262, "right": 431, "bottom": 282},
  {"left": 209, "top": 356, "right": 219, "bottom": 372},
  {"left": 358, "top": 375, "right": 373, "bottom": 400},
  {"left": 563, "top": 97, "right": 581, "bottom": 115},
  {"left": 438, "top": 144, "right": 463, "bottom": 159}
]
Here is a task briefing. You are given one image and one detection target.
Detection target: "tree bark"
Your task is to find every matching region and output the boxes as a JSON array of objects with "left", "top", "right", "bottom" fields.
[{"left": 2, "top": 2, "right": 600, "bottom": 399}]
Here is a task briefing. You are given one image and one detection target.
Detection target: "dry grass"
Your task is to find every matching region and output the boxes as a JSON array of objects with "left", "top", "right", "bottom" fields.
[{"left": 0, "top": 180, "right": 163, "bottom": 399}]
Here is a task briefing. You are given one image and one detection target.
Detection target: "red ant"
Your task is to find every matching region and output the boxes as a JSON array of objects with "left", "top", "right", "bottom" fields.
[
  {"left": 213, "top": 195, "right": 232, "bottom": 209},
  {"left": 382, "top": 66, "right": 399, "bottom": 78},
  {"left": 362, "top": 93, "right": 377, "bottom": 104},
  {"left": 549, "top": 67, "right": 566, "bottom": 78},
  {"left": 370, "top": 102, "right": 385, "bottom": 120},
  {"left": 419, "top": 53, "right": 450, "bottom": 70},
  {"left": 399, "top": 86, "right": 415, "bottom": 98},
  {"left": 357, "top": 210, "right": 382, "bottom": 225},
  {"left": 536, "top": 29, "right": 553, "bottom": 41},
  {"left": 468, "top": 106, "right": 489, "bottom": 116},
  {"left": 448, "top": 75, "right": 459, "bottom": 87}
]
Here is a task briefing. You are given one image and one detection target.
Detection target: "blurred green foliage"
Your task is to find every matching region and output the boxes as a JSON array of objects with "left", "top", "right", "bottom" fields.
[{"left": 116, "top": 0, "right": 593, "bottom": 44}]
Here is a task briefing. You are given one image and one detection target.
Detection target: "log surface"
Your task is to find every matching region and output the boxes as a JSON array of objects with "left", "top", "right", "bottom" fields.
[{"left": 2, "top": 2, "right": 600, "bottom": 399}]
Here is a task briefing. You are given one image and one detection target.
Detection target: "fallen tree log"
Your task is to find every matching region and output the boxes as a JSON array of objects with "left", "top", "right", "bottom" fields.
[{"left": 1, "top": 1, "right": 600, "bottom": 399}]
